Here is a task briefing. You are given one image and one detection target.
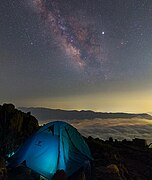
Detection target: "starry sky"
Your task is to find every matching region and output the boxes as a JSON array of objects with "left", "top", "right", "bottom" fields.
[{"left": 1, "top": 0, "right": 152, "bottom": 113}]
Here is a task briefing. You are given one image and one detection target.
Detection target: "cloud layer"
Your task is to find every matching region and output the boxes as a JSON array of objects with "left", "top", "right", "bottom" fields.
[{"left": 40, "top": 118, "right": 152, "bottom": 144}]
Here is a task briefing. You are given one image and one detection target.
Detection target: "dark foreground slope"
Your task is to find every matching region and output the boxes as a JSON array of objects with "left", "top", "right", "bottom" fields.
[
  {"left": 0, "top": 104, "right": 39, "bottom": 156},
  {"left": 4, "top": 137, "right": 152, "bottom": 180},
  {"left": 1, "top": 104, "right": 152, "bottom": 179},
  {"left": 86, "top": 137, "right": 152, "bottom": 180}
]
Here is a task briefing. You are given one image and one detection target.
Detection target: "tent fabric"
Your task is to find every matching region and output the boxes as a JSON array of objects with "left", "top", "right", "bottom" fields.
[{"left": 8, "top": 121, "right": 93, "bottom": 179}]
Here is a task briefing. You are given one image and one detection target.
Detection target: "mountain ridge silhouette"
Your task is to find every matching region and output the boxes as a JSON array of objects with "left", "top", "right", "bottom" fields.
[{"left": 19, "top": 107, "right": 152, "bottom": 121}]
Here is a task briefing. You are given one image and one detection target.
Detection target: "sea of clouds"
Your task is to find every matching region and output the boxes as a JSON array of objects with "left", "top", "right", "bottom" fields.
[{"left": 40, "top": 118, "right": 152, "bottom": 144}]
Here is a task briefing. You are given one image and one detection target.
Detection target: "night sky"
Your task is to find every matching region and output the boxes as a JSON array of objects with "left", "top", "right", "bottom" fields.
[{"left": 1, "top": 0, "right": 152, "bottom": 112}]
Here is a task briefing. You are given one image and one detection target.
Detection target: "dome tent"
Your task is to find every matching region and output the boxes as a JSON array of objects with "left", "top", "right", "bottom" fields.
[{"left": 8, "top": 121, "right": 93, "bottom": 179}]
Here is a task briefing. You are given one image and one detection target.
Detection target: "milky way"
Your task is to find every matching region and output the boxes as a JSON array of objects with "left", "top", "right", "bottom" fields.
[
  {"left": 31, "top": 0, "right": 106, "bottom": 75},
  {"left": 1, "top": 0, "right": 152, "bottom": 111}
]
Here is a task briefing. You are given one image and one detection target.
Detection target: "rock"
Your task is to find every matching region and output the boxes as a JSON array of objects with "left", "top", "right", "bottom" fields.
[
  {"left": 87, "top": 136, "right": 152, "bottom": 179},
  {"left": 0, "top": 103, "right": 39, "bottom": 157},
  {"left": 0, "top": 156, "right": 7, "bottom": 180},
  {"left": 95, "top": 164, "right": 122, "bottom": 180},
  {"left": 106, "top": 164, "right": 119, "bottom": 174},
  {"left": 8, "top": 165, "right": 33, "bottom": 180},
  {"left": 52, "top": 170, "right": 68, "bottom": 180},
  {"left": 0, "top": 157, "right": 6, "bottom": 169}
]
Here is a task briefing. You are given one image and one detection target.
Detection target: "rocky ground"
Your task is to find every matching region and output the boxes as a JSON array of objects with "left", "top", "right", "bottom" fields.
[
  {"left": 0, "top": 104, "right": 39, "bottom": 157},
  {"left": 86, "top": 137, "right": 152, "bottom": 180},
  {"left": 1, "top": 137, "right": 152, "bottom": 180},
  {"left": 0, "top": 104, "right": 152, "bottom": 180}
]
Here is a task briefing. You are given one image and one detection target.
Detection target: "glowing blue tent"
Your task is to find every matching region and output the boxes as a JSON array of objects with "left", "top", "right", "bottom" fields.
[{"left": 8, "top": 121, "right": 93, "bottom": 179}]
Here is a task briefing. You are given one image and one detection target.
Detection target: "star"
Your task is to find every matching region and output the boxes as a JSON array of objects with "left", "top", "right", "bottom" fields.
[{"left": 31, "top": 0, "right": 106, "bottom": 75}]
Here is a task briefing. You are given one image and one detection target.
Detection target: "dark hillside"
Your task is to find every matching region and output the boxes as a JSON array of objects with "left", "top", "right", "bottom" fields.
[
  {"left": 0, "top": 104, "right": 39, "bottom": 157},
  {"left": 0, "top": 104, "right": 152, "bottom": 179},
  {"left": 87, "top": 137, "right": 152, "bottom": 180}
]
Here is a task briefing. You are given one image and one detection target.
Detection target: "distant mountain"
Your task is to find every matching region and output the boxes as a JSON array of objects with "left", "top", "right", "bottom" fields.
[{"left": 19, "top": 107, "right": 152, "bottom": 121}]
